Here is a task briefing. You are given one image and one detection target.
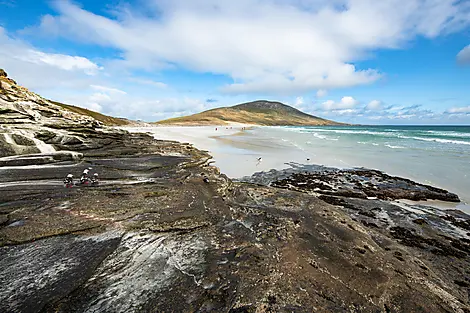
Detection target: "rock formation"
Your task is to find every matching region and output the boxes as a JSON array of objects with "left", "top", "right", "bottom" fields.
[
  {"left": 1, "top": 71, "right": 469, "bottom": 312},
  {"left": 0, "top": 69, "right": 132, "bottom": 162}
]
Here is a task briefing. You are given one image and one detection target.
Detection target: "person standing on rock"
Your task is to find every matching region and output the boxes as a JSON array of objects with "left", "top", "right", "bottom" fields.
[
  {"left": 91, "top": 173, "right": 99, "bottom": 185},
  {"left": 64, "top": 174, "right": 74, "bottom": 188},
  {"left": 80, "top": 167, "right": 92, "bottom": 184}
]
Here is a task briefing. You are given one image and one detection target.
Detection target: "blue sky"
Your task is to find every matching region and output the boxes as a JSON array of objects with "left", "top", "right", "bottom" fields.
[{"left": 1, "top": 0, "right": 470, "bottom": 124}]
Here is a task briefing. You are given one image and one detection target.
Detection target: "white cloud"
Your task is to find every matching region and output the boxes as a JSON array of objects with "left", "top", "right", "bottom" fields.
[
  {"left": 294, "top": 96, "right": 304, "bottom": 108},
  {"left": 316, "top": 89, "right": 327, "bottom": 98},
  {"left": 323, "top": 96, "right": 358, "bottom": 110},
  {"left": 17, "top": 50, "right": 101, "bottom": 75},
  {"left": 0, "top": 27, "right": 100, "bottom": 75},
  {"left": 447, "top": 106, "right": 470, "bottom": 113},
  {"left": 130, "top": 78, "right": 168, "bottom": 89},
  {"left": 61, "top": 90, "right": 211, "bottom": 121},
  {"left": 0, "top": 26, "right": 100, "bottom": 89},
  {"left": 90, "top": 84, "right": 127, "bottom": 94},
  {"left": 366, "top": 100, "right": 383, "bottom": 110},
  {"left": 30, "top": 0, "right": 470, "bottom": 94},
  {"left": 89, "top": 92, "right": 112, "bottom": 103},
  {"left": 457, "top": 45, "right": 470, "bottom": 64},
  {"left": 85, "top": 102, "right": 103, "bottom": 113},
  {"left": 335, "top": 109, "right": 358, "bottom": 115}
]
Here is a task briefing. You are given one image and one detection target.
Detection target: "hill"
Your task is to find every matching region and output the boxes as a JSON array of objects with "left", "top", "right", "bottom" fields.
[
  {"left": 155, "top": 100, "right": 341, "bottom": 126},
  {"left": 49, "top": 100, "right": 132, "bottom": 126},
  {"left": 0, "top": 68, "right": 132, "bottom": 158},
  {"left": 0, "top": 69, "right": 131, "bottom": 127}
]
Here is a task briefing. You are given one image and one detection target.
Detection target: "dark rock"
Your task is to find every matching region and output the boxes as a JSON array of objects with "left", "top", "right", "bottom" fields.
[
  {"left": 413, "top": 218, "right": 428, "bottom": 225},
  {"left": 1, "top": 131, "right": 470, "bottom": 312},
  {"left": 246, "top": 165, "right": 461, "bottom": 203},
  {"left": 359, "top": 210, "right": 376, "bottom": 218},
  {"left": 0, "top": 135, "right": 16, "bottom": 157},
  {"left": 0, "top": 233, "right": 121, "bottom": 313},
  {"left": 35, "top": 130, "right": 57, "bottom": 141},
  {"left": 390, "top": 226, "right": 467, "bottom": 258},
  {"left": 455, "top": 280, "right": 470, "bottom": 288},
  {"left": 11, "top": 134, "right": 36, "bottom": 146}
]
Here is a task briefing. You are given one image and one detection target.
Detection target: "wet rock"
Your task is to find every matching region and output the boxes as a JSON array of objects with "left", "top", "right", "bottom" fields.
[{"left": 243, "top": 164, "right": 460, "bottom": 203}]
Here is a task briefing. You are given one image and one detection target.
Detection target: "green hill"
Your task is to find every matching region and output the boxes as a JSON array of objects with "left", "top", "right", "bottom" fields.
[{"left": 155, "top": 100, "right": 342, "bottom": 126}]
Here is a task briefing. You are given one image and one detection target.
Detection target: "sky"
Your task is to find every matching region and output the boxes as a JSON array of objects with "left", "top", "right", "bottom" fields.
[{"left": 0, "top": 0, "right": 470, "bottom": 124}]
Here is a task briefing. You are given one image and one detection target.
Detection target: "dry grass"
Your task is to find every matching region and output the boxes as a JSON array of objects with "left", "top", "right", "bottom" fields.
[
  {"left": 50, "top": 100, "right": 131, "bottom": 126},
  {"left": 155, "top": 107, "right": 342, "bottom": 126}
]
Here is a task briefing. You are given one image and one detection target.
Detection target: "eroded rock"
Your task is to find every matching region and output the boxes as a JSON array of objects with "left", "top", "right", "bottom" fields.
[{"left": 1, "top": 131, "right": 469, "bottom": 312}]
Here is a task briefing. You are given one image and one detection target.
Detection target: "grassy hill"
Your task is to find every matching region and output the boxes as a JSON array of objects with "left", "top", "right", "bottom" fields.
[
  {"left": 50, "top": 100, "right": 132, "bottom": 126},
  {"left": 155, "top": 100, "right": 342, "bottom": 126}
]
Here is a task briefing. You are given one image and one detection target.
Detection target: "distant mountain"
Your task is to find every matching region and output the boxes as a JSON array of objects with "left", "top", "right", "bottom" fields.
[{"left": 155, "top": 100, "right": 342, "bottom": 126}]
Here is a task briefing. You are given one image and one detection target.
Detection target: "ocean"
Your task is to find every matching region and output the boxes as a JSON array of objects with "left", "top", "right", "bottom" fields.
[{"left": 247, "top": 125, "right": 470, "bottom": 208}]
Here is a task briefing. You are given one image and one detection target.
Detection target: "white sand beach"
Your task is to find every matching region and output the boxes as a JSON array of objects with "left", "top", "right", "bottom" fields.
[{"left": 124, "top": 125, "right": 302, "bottom": 178}]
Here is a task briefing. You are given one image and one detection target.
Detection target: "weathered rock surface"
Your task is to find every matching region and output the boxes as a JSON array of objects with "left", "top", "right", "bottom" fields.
[
  {"left": 0, "top": 69, "right": 136, "bottom": 160},
  {"left": 1, "top": 135, "right": 470, "bottom": 313},
  {"left": 244, "top": 163, "right": 460, "bottom": 202}
]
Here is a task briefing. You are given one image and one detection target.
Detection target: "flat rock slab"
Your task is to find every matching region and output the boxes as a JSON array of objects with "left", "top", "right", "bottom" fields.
[
  {"left": 52, "top": 232, "right": 208, "bottom": 313},
  {"left": 0, "top": 231, "right": 122, "bottom": 313},
  {"left": 91, "top": 155, "right": 188, "bottom": 171}
]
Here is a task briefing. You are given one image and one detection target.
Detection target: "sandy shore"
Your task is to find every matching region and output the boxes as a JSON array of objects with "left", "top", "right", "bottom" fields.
[{"left": 124, "top": 125, "right": 310, "bottom": 178}]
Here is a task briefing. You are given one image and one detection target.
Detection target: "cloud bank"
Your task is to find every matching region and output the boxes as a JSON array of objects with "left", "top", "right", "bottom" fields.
[{"left": 33, "top": 0, "right": 470, "bottom": 94}]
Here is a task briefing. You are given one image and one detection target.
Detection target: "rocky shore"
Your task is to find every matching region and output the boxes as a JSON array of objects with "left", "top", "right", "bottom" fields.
[
  {"left": 1, "top": 131, "right": 469, "bottom": 312},
  {"left": 1, "top": 70, "right": 470, "bottom": 312}
]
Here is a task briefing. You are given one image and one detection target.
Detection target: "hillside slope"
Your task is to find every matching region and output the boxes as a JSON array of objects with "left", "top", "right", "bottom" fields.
[
  {"left": 155, "top": 100, "right": 342, "bottom": 126},
  {"left": 0, "top": 69, "right": 131, "bottom": 159},
  {"left": 50, "top": 101, "right": 132, "bottom": 126}
]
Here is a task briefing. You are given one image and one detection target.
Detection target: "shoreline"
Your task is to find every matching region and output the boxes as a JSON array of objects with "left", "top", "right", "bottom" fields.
[{"left": 124, "top": 125, "right": 470, "bottom": 213}]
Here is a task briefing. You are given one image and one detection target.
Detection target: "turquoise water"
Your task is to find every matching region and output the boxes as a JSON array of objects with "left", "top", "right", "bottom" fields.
[{"left": 251, "top": 125, "right": 470, "bottom": 207}]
